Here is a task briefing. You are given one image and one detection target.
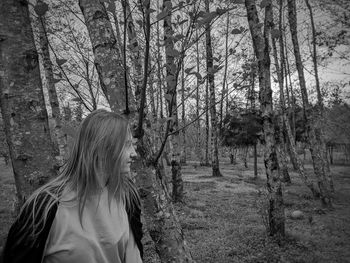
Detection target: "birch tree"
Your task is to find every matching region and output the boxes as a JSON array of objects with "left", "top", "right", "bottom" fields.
[
  {"left": 205, "top": 0, "right": 222, "bottom": 177},
  {"left": 34, "top": 0, "right": 67, "bottom": 164},
  {"left": 0, "top": 0, "right": 58, "bottom": 207},
  {"left": 245, "top": 0, "right": 285, "bottom": 237},
  {"left": 271, "top": 30, "right": 291, "bottom": 184},
  {"left": 79, "top": 0, "right": 130, "bottom": 113},
  {"left": 305, "top": 0, "right": 334, "bottom": 192},
  {"left": 272, "top": 0, "right": 323, "bottom": 192},
  {"left": 280, "top": 2, "right": 298, "bottom": 171},
  {"left": 121, "top": 0, "right": 143, "bottom": 105},
  {"left": 163, "top": 0, "right": 184, "bottom": 202},
  {"left": 180, "top": 61, "right": 187, "bottom": 164},
  {"left": 205, "top": 75, "right": 210, "bottom": 165},
  {"left": 220, "top": 10, "right": 230, "bottom": 131},
  {"left": 287, "top": 0, "right": 332, "bottom": 206}
]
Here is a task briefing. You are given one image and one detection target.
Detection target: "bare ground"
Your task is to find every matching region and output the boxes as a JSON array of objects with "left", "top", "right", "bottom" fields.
[{"left": 1, "top": 158, "right": 350, "bottom": 263}]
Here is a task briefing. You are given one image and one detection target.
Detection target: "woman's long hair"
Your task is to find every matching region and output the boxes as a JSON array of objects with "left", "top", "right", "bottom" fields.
[{"left": 17, "top": 109, "right": 140, "bottom": 241}]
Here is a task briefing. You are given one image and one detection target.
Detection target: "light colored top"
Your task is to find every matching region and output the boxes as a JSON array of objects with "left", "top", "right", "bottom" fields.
[{"left": 43, "top": 188, "right": 142, "bottom": 263}]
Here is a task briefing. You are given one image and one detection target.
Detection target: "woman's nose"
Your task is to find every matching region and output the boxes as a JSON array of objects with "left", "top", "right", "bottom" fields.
[{"left": 130, "top": 145, "right": 137, "bottom": 158}]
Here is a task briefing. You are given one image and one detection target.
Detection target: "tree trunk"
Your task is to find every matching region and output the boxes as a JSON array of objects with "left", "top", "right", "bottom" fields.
[
  {"left": 277, "top": 118, "right": 291, "bottom": 184},
  {"left": 249, "top": 66, "right": 256, "bottom": 109},
  {"left": 329, "top": 146, "right": 333, "bottom": 165},
  {"left": 243, "top": 146, "right": 248, "bottom": 168},
  {"left": 156, "top": 2, "right": 164, "bottom": 151},
  {"left": 287, "top": 0, "right": 332, "bottom": 206},
  {"left": 305, "top": 0, "right": 334, "bottom": 192},
  {"left": 84, "top": 60, "right": 98, "bottom": 110},
  {"left": 121, "top": 0, "right": 143, "bottom": 107},
  {"left": 110, "top": 3, "right": 136, "bottom": 113},
  {"left": 230, "top": 147, "right": 237, "bottom": 165},
  {"left": 79, "top": 0, "right": 128, "bottom": 114},
  {"left": 157, "top": 19, "right": 164, "bottom": 120},
  {"left": 277, "top": 143, "right": 291, "bottom": 184},
  {"left": 205, "top": 77, "right": 210, "bottom": 166},
  {"left": 230, "top": 152, "right": 234, "bottom": 164},
  {"left": 0, "top": 0, "right": 58, "bottom": 207},
  {"left": 272, "top": 0, "right": 320, "bottom": 191},
  {"left": 0, "top": 115, "right": 10, "bottom": 166},
  {"left": 35, "top": 1, "right": 67, "bottom": 166},
  {"left": 304, "top": 0, "right": 322, "bottom": 105},
  {"left": 195, "top": 29, "right": 202, "bottom": 165},
  {"left": 245, "top": 0, "right": 285, "bottom": 238},
  {"left": 112, "top": 7, "right": 123, "bottom": 53},
  {"left": 269, "top": 1, "right": 291, "bottom": 184},
  {"left": 133, "top": 140, "right": 192, "bottom": 262},
  {"left": 180, "top": 54, "right": 186, "bottom": 164},
  {"left": 148, "top": 64, "right": 157, "bottom": 120},
  {"left": 284, "top": 53, "right": 299, "bottom": 171},
  {"left": 254, "top": 143, "right": 258, "bottom": 179},
  {"left": 163, "top": 0, "right": 184, "bottom": 202},
  {"left": 220, "top": 11, "right": 230, "bottom": 131},
  {"left": 284, "top": 40, "right": 297, "bottom": 145},
  {"left": 149, "top": 90, "right": 158, "bottom": 153},
  {"left": 205, "top": 0, "right": 222, "bottom": 177}
]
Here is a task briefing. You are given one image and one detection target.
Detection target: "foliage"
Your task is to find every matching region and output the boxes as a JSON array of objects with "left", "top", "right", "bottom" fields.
[
  {"left": 286, "top": 104, "right": 307, "bottom": 143},
  {"left": 323, "top": 103, "right": 350, "bottom": 146},
  {"left": 221, "top": 109, "right": 262, "bottom": 147}
]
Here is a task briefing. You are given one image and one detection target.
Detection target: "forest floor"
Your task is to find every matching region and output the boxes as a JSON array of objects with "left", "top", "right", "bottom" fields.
[
  {"left": 1, "top": 157, "right": 350, "bottom": 263},
  {"left": 144, "top": 157, "right": 350, "bottom": 263}
]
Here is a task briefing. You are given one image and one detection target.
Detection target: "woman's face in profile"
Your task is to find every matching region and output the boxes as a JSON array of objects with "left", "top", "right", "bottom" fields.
[{"left": 120, "top": 131, "right": 137, "bottom": 174}]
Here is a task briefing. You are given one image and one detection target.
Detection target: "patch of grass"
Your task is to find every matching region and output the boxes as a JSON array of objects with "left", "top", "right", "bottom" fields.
[
  {"left": 196, "top": 175, "right": 214, "bottom": 180},
  {"left": 185, "top": 181, "right": 217, "bottom": 191},
  {"left": 178, "top": 162, "right": 350, "bottom": 263},
  {"left": 181, "top": 220, "right": 209, "bottom": 231}
]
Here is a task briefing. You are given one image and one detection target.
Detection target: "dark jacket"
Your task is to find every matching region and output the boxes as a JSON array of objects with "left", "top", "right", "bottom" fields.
[{"left": 2, "top": 194, "right": 143, "bottom": 263}]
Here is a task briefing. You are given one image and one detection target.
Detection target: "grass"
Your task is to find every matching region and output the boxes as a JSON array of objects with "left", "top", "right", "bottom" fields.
[
  {"left": 173, "top": 159, "right": 350, "bottom": 263},
  {"left": 1, "top": 157, "right": 350, "bottom": 262}
]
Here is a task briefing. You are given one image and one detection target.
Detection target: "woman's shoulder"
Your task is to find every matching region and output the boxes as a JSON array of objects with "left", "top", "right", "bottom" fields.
[
  {"left": 14, "top": 190, "right": 59, "bottom": 240},
  {"left": 17, "top": 190, "right": 59, "bottom": 224},
  {"left": 2, "top": 191, "right": 59, "bottom": 263}
]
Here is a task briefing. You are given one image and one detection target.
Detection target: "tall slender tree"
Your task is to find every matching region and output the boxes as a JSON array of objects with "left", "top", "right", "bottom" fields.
[
  {"left": 269, "top": 2, "right": 290, "bottom": 184},
  {"left": 163, "top": 0, "right": 184, "bottom": 202},
  {"left": 181, "top": 60, "right": 187, "bottom": 164},
  {"left": 121, "top": 0, "right": 143, "bottom": 107},
  {"left": 245, "top": 0, "right": 285, "bottom": 237},
  {"left": 157, "top": 0, "right": 164, "bottom": 120},
  {"left": 272, "top": 0, "right": 321, "bottom": 192},
  {"left": 304, "top": 0, "right": 334, "bottom": 192},
  {"left": 205, "top": 0, "right": 222, "bottom": 177},
  {"left": 0, "top": 0, "right": 58, "bottom": 207},
  {"left": 220, "top": 10, "right": 230, "bottom": 131},
  {"left": 195, "top": 29, "right": 202, "bottom": 164},
  {"left": 180, "top": 18, "right": 187, "bottom": 165},
  {"left": 205, "top": 66, "right": 210, "bottom": 166},
  {"left": 287, "top": 0, "right": 332, "bottom": 206},
  {"left": 35, "top": 0, "right": 67, "bottom": 165}
]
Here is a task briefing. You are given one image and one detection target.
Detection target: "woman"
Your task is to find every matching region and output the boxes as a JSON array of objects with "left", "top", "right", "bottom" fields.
[{"left": 2, "top": 109, "right": 143, "bottom": 263}]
